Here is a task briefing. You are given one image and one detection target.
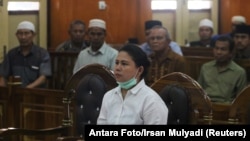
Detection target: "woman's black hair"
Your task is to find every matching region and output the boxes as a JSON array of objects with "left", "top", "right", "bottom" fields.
[{"left": 118, "top": 43, "right": 150, "bottom": 79}]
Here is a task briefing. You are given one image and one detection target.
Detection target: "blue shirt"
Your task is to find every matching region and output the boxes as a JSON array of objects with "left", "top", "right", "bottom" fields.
[{"left": 140, "top": 41, "right": 183, "bottom": 56}]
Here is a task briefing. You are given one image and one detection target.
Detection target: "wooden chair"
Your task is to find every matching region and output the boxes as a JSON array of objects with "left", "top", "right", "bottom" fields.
[
  {"left": 210, "top": 85, "right": 250, "bottom": 125},
  {"left": 57, "top": 63, "right": 117, "bottom": 140},
  {"left": 150, "top": 72, "right": 213, "bottom": 124},
  {"left": 228, "top": 85, "right": 250, "bottom": 124},
  {"left": 210, "top": 102, "right": 231, "bottom": 124}
]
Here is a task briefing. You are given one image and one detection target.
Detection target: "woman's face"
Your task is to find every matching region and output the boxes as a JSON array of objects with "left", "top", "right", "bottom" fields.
[{"left": 114, "top": 51, "right": 139, "bottom": 82}]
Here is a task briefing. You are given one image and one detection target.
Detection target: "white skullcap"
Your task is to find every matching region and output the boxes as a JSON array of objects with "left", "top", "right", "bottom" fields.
[
  {"left": 16, "top": 21, "right": 35, "bottom": 32},
  {"left": 88, "top": 19, "right": 106, "bottom": 29},
  {"left": 199, "top": 19, "right": 213, "bottom": 28},
  {"left": 231, "top": 16, "right": 246, "bottom": 24}
]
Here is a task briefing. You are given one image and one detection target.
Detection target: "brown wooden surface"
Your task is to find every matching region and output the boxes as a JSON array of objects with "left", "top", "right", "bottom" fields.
[
  {"left": 0, "top": 86, "right": 8, "bottom": 128},
  {"left": 185, "top": 56, "right": 213, "bottom": 80},
  {"left": 0, "top": 81, "right": 67, "bottom": 140},
  {"left": 211, "top": 103, "right": 231, "bottom": 124},
  {"left": 229, "top": 85, "right": 250, "bottom": 124},
  {"left": 48, "top": 52, "right": 78, "bottom": 90},
  {"left": 219, "top": 0, "right": 250, "bottom": 34},
  {"left": 49, "top": 0, "right": 152, "bottom": 49},
  {"left": 181, "top": 47, "right": 214, "bottom": 57}
]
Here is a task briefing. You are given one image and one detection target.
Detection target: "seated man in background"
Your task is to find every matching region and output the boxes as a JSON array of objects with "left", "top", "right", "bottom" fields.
[
  {"left": 232, "top": 24, "right": 250, "bottom": 59},
  {"left": 212, "top": 15, "right": 247, "bottom": 42},
  {"left": 198, "top": 35, "right": 247, "bottom": 103},
  {"left": 140, "top": 20, "right": 183, "bottom": 56},
  {"left": 73, "top": 19, "right": 118, "bottom": 74},
  {"left": 187, "top": 18, "right": 214, "bottom": 48},
  {"left": 0, "top": 21, "right": 52, "bottom": 88},
  {"left": 145, "top": 25, "right": 186, "bottom": 86},
  {"left": 56, "top": 20, "right": 88, "bottom": 52}
]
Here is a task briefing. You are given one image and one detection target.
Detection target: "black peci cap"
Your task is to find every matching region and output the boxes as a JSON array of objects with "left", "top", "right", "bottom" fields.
[
  {"left": 145, "top": 20, "right": 162, "bottom": 30},
  {"left": 233, "top": 24, "right": 250, "bottom": 35}
]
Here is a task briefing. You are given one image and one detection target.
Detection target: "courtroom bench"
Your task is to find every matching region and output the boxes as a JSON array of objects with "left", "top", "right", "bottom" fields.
[
  {"left": 184, "top": 56, "right": 250, "bottom": 82},
  {"left": 181, "top": 46, "right": 213, "bottom": 57}
]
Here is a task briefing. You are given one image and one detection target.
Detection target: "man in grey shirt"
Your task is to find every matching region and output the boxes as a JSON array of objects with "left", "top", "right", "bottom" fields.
[{"left": 73, "top": 19, "right": 118, "bottom": 74}]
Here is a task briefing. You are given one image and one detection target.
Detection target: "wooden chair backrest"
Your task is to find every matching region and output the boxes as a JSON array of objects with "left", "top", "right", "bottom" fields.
[
  {"left": 63, "top": 63, "right": 117, "bottom": 138},
  {"left": 150, "top": 72, "right": 213, "bottom": 124},
  {"left": 229, "top": 85, "right": 250, "bottom": 124}
]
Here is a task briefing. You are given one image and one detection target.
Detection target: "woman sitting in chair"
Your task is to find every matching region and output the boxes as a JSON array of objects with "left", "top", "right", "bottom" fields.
[{"left": 97, "top": 43, "right": 168, "bottom": 124}]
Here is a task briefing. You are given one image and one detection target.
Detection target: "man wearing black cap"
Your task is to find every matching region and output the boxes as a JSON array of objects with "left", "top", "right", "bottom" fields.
[
  {"left": 233, "top": 24, "right": 250, "bottom": 59},
  {"left": 140, "top": 20, "right": 183, "bottom": 56}
]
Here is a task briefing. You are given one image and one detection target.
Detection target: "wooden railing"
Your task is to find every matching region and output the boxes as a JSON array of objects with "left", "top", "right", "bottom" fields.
[
  {"left": 181, "top": 46, "right": 213, "bottom": 57},
  {"left": 0, "top": 80, "right": 69, "bottom": 140},
  {"left": 47, "top": 52, "right": 78, "bottom": 90}
]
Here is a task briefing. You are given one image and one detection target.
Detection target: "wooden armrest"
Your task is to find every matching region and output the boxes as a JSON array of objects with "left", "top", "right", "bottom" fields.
[
  {"left": 0, "top": 126, "right": 69, "bottom": 136},
  {"left": 57, "top": 136, "right": 84, "bottom": 141}
]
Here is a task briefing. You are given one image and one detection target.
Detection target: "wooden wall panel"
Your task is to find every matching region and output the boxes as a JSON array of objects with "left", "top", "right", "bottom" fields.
[
  {"left": 219, "top": 0, "right": 250, "bottom": 34},
  {"left": 49, "top": 0, "right": 152, "bottom": 50}
]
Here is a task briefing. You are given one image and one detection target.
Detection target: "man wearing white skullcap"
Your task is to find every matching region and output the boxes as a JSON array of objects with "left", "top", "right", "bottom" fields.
[
  {"left": 231, "top": 15, "right": 246, "bottom": 32},
  {"left": 73, "top": 19, "right": 118, "bottom": 74},
  {"left": 89, "top": 19, "right": 106, "bottom": 29},
  {"left": 188, "top": 18, "right": 214, "bottom": 47},
  {"left": 211, "top": 15, "right": 247, "bottom": 43},
  {"left": 0, "top": 21, "right": 52, "bottom": 88},
  {"left": 17, "top": 21, "right": 36, "bottom": 32}
]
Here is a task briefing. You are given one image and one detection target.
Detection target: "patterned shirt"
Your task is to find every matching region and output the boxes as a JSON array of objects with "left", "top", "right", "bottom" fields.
[
  {"left": 55, "top": 40, "right": 87, "bottom": 52},
  {"left": 146, "top": 49, "right": 186, "bottom": 86}
]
